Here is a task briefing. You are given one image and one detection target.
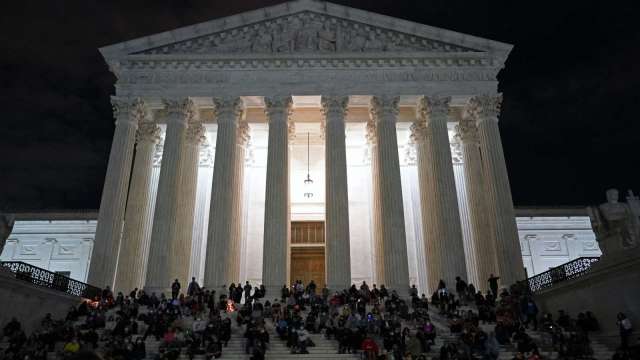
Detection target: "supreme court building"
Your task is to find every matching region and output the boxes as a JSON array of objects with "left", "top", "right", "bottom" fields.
[{"left": 77, "top": 0, "right": 597, "bottom": 297}]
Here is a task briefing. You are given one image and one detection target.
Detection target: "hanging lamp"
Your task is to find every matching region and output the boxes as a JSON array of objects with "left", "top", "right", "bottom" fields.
[{"left": 304, "top": 132, "right": 313, "bottom": 198}]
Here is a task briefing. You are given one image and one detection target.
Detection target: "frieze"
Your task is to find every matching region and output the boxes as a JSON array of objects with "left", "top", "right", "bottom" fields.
[
  {"left": 118, "top": 56, "right": 497, "bottom": 73},
  {"left": 117, "top": 68, "right": 498, "bottom": 87},
  {"left": 137, "top": 12, "right": 478, "bottom": 56}
]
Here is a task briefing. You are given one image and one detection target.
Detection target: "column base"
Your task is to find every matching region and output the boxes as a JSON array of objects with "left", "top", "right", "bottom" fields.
[
  {"left": 143, "top": 286, "right": 172, "bottom": 297},
  {"left": 326, "top": 283, "right": 351, "bottom": 295},
  {"left": 387, "top": 284, "right": 411, "bottom": 299},
  {"left": 262, "top": 285, "right": 286, "bottom": 303}
]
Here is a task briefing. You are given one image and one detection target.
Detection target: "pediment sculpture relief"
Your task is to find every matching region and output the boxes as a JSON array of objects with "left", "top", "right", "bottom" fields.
[{"left": 139, "top": 12, "right": 477, "bottom": 55}]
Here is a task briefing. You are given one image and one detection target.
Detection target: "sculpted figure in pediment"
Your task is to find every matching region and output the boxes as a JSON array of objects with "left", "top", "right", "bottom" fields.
[
  {"left": 295, "top": 23, "right": 319, "bottom": 51},
  {"left": 273, "top": 22, "right": 297, "bottom": 53},
  {"left": 364, "top": 32, "right": 385, "bottom": 52},
  {"left": 251, "top": 29, "right": 273, "bottom": 53},
  {"left": 343, "top": 29, "right": 367, "bottom": 52},
  {"left": 318, "top": 23, "right": 337, "bottom": 52}
]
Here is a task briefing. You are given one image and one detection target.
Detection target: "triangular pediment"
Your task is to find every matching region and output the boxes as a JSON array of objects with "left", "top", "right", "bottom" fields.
[
  {"left": 137, "top": 10, "right": 478, "bottom": 56},
  {"left": 100, "top": 0, "right": 512, "bottom": 61}
]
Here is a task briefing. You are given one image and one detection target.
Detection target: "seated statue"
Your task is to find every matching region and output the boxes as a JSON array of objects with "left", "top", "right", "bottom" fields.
[
  {"left": 588, "top": 189, "right": 640, "bottom": 257},
  {"left": 0, "top": 214, "right": 15, "bottom": 255}
]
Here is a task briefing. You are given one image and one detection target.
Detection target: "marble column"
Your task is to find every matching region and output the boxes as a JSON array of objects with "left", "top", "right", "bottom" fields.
[
  {"left": 114, "top": 118, "right": 161, "bottom": 292},
  {"left": 457, "top": 116, "right": 498, "bottom": 291},
  {"left": 366, "top": 120, "right": 383, "bottom": 285},
  {"left": 229, "top": 122, "right": 251, "bottom": 282},
  {"left": 204, "top": 98, "right": 244, "bottom": 290},
  {"left": 321, "top": 95, "right": 352, "bottom": 291},
  {"left": 469, "top": 94, "right": 525, "bottom": 286},
  {"left": 172, "top": 121, "right": 206, "bottom": 285},
  {"left": 412, "top": 96, "right": 467, "bottom": 293},
  {"left": 88, "top": 97, "right": 143, "bottom": 288},
  {"left": 369, "top": 96, "right": 410, "bottom": 296},
  {"left": 145, "top": 98, "right": 195, "bottom": 295},
  {"left": 262, "top": 96, "right": 293, "bottom": 297}
]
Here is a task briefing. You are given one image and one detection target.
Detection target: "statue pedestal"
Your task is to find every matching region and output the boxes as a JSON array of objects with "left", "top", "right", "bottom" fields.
[
  {"left": 534, "top": 248, "right": 640, "bottom": 341},
  {"left": 0, "top": 271, "right": 82, "bottom": 333}
]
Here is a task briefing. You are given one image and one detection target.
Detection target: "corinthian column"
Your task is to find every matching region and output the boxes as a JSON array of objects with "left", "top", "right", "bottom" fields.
[
  {"left": 204, "top": 98, "right": 244, "bottom": 290},
  {"left": 457, "top": 116, "right": 498, "bottom": 291},
  {"left": 321, "top": 95, "right": 352, "bottom": 291},
  {"left": 172, "top": 121, "right": 206, "bottom": 285},
  {"left": 229, "top": 122, "right": 251, "bottom": 281},
  {"left": 366, "top": 120, "right": 383, "bottom": 285},
  {"left": 469, "top": 94, "right": 525, "bottom": 286},
  {"left": 114, "top": 118, "right": 161, "bottom": 292},
  {"left": 413, "top": 96, "right": 467, "bottom": 293},
  {"left": 369, "top": 96, "right": 410, "bottom": 296},
  {"left": 262, "top": 96, "right": 293, "bottom": 297},
  {"left": 145, "top": 98, "right": 195, "bottom": 295},
  {"left": 88, "top": 97, "right": 143, "bottom": 288}
]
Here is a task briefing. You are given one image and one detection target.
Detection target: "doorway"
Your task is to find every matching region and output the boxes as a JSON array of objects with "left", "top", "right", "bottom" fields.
[
  {"left": 290, "top": 221, "right": 325, "bottom": 286},
  {"left": 290, "top": 247, "right": 325, "bottom": 287}
]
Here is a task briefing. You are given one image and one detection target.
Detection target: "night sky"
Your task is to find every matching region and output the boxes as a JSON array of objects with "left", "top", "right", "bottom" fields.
[{"left": 1, "top": 0, "right": 639, "bottom": 211}]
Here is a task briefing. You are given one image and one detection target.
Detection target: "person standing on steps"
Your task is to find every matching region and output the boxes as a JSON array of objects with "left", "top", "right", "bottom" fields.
[
  {"left": 187, "top": 277, "right": 200, "bottom": 297},
  {"left": 244, "top": 281, "right": 252, "bottom": 303},
  {"left": 617, "top": 312, "right": 633, "bottom": 350},
  {"left": 228, "top": 283, "right": 236, "bottom": 300},
  {"left": 488, "top": 274, "right": 500, "bottom": 297},
  {"left": 171, "top": 279, "right": 181, "bottom": 300}
]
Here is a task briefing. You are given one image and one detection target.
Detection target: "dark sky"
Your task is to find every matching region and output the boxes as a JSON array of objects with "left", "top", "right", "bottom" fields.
[{"left": 1, "top": 0, "right": 639, "bottom": 211}]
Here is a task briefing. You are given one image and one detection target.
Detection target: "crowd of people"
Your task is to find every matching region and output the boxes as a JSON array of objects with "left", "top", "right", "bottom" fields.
[{"left": 0, "top": 274, "right": 636, "bottom": 360}]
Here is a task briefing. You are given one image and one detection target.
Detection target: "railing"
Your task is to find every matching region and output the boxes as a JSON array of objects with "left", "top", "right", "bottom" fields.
[
  {"left": 1, "top": 261, "right": 102, "bottom": 299},
  {"left": 524, "top": 257, "right": 600, "bottom": 294}
]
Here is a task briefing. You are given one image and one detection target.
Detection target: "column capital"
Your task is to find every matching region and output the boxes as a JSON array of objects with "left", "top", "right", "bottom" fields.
[
  {"left": 185, "top": 122, "right": 207, "bottom": 145},
  {"left": 410, "top": 120, "right": 429, "bottom": 143},
  {"left": 417, "top": 96, "right": 451, "bottom": 125},
  {"left": 111, "top": 97, "right": 147, "bottom": 126},
  {"left": 288, "top": 121, "right": 296, "bottom": 141},
  {"left": 320, "top": 95, "right": 349, "bottom": 120},
  {"left": 369, "top": 95, "right": 400, "bottom": 123},
  {"left": 213, "top": 97, "right": 244, "bottom": 124},
  {"left": 136, "top": 121, "right": 162, "bottom": 144},
  {"left": 162, "top": 98, "right": 197, "bottom": 125},
  {"left": 264, "top": 96, "right": 293, "bottom": 123},
  {"left": 468, "top": 94, "right": 503, "bottom": 123},
  {"left": 365, "top": 118, "right": 377, "bottom": 145},
  {"left": 237, "top": 122, "right": 251, "bottom": 146},
  {"left": 456, "top": 116, "right": 480, "bottom": 144}
]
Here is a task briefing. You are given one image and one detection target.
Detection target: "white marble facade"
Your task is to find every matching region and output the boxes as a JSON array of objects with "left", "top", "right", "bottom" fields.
[
  {"left": 0, "top": 213, "right": 96, "bottom": 281},
  {"left": 1, "top": 209, "right": 600, "bottom": 289},
  {"left": 17, "top": 0, "right": 601, "bottom": 293},
  {"left": 516, "top": 209, "right": 601, "bottom": 277}
]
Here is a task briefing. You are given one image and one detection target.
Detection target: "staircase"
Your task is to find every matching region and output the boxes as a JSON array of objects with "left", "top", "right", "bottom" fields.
[
  {"left": 1, "top": 301, "right": 617, "bottom": 359},
  {"left": 427, "top": 304, "right": 616, "bottom": 360}
]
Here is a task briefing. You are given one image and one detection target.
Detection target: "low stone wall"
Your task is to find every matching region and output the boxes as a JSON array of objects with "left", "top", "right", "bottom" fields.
[
  {"left": 533, "top": 250, "right": 640, "bottom": 339},
  {"left": 0, "top": 271, "right": 82, "bottom": 333}
]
